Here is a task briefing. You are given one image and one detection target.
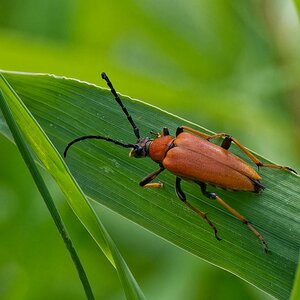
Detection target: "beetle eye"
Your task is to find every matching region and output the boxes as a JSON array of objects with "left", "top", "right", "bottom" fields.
[
  {"left": 135, "top": 146, "right": 143, "bottom": 155},
  {"left": 138, "top": 146, "right": 143, "bottom": 152}
]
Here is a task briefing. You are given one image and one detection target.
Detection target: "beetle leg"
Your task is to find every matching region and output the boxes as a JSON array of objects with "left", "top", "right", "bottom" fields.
[
  {"left": 150, "top": 130, "right": 160, "bottom": 138},
  {"left": 179, "top": 126, "right": 296, "bottom": 173},
  {"left": 198, "top": 182, "right": 269, "bottom": 253},
  {"left": 139, "top": 166, "right": 165, "bottom": 188},
  {"left": 178, "top": 126, "right": 233, "bottom": 148},
  {"left": 177, "top": 126, "right": 211, "bottom": 138},
  {"left": 150, "top": 127, "right": 170, "bottom": 139},
  {"left": 177, "top": 126, "right": 231, "bottom": 149},
  {"left": 213, "top": 135, "right": 296, "bottom": 173},
  {"left": 220, "top": 135, "right": 232, "bottom": 150},
  {"left": 162, "top": 127, "right": 170, "bottom": 136},
  {"left": 225, "top": 137, "right": 297, "bottom": 173},
  {"left": 178, "top": 126, "right": 233, "bottom": 147},
  {"left": 175, "top": 177, "right": 221, "bottom": 241},
  {"left": 143, "top": 183, "right": 163, "bottom": 188}
]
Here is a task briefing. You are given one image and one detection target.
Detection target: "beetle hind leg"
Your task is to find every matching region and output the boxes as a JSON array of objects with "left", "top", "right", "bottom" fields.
[
  {"left": 223, "top": 136, "right": 297, "bottom": 173},
  {"left": 175, "top": 177, "right": 221, "bottom": 241},
  {"left": 207, "top": 133, "right": 296, "bottom": 173},
  {"left": 198, "top": 182, "right": 269, "bottom": 253},
  {"left": 178, "top": 126, "right": 296, "bottom": 173}
]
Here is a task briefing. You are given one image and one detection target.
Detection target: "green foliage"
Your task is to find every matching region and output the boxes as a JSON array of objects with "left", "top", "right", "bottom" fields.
[
  {"left": 294, "top": 0, "right": 300, "bottom": 15},
  {"left": 0, "top": 88, "right": 95, "bottom": 300},
  {"left": 0, "top": 71, "right": 299, "bottom": 299},
  {"left": 0, "top": 73, "right": 145, "bottom": 300},
  {"left": 291, "top": 255, "right": 300, "bottom": 300},
  {"left": 1, "top": 1, "right": 300, "bottom": 299}
]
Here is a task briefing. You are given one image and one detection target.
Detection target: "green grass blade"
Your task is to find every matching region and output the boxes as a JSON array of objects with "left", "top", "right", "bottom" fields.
[
  {"left": 294, "top": 0, "right": 300, "bottom": 16},
  {"left": 0, "top": 71, "right": 299, "bottom": 299},
  {"left": 0, "top": 73, "right": 145, "bottom": 300},
  {"left": 0, "top": 90, "right": 95, "bottom": 300},
  {"left": 291, "top": 255, "right": 300, "bottom": 300}
]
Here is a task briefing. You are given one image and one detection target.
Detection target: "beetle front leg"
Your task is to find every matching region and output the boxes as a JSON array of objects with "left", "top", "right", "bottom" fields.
[
  {"left": 139, "top": 166, "right": 165, "bottom": 188},
  {"left": 198, "top": 182, "right": 269, "bottom": 253},
  {"left": 175, "top": 177, "right": 221, "bottom": 241}
]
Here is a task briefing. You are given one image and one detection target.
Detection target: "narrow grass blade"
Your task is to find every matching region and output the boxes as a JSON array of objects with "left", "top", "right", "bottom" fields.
[
  {"left": 291, "top": 255, "right": 300, "bottom": 300},
  {"left": 0, "top": 90, "right": 95, "bottom": 299},
  {"left": 0, "top": 71, "right": 299, "bottom": 299},
  {"left": 294, "top": 0, "right": 300, "bottom": 16},
  {"left": 0, "top": 73, "right": 145, "bottom": 300}
]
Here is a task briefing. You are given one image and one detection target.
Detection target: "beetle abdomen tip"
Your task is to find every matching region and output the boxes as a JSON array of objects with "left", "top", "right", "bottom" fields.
[{"left": 249, "top": 178, "right": 265, "bottom": 193}]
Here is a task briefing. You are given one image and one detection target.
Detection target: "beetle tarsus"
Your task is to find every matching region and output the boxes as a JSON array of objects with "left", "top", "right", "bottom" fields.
[
  {"left": 216, "top": 233, "right": 222, "bottom": 241},
  {"left": 287, "top": 167, "right": 297, "bottom": 174},
  {"left": 256, "top": 162, "right": 297, "bottom": 174},
  {"left": 214, "top": 231, "right": 222, "bottom": 241},
  {"left": 198, "top": 182, "right": 269, "bottom": 253},
  {"left": 246, "top": 220, "right": 269, "bottom": 254},
  {"left": 263, "top": 242, "right": 269, "bottom": 254},
  {"left": 203, "top": 213, "right": 222, "bottom": 241},
  {"left": 143, "top": 182, "right": 163, "bottom": 188}
]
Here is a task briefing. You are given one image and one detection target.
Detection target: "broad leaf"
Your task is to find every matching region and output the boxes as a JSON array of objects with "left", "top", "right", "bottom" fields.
[{"left": 0, "top": 71, "right": 299, "bottom": 299}]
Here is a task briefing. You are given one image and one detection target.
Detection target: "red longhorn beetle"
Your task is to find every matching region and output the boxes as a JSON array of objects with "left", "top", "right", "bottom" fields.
[{"left": 64, "top": 73, "right": 296, "bottom": 253}]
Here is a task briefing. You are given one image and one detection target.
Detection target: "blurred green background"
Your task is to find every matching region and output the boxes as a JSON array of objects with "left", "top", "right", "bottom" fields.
[{"left": 1, "top": 0, "right": 300, "bottom": 299}]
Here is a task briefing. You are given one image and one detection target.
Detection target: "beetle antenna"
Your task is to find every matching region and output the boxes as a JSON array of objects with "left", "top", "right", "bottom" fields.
[
  {"left": 101, "top": 72, "right": 140, "bottom": 140},
  {"left": 64, "top": 135, "right": 135, "bottom": 158}
]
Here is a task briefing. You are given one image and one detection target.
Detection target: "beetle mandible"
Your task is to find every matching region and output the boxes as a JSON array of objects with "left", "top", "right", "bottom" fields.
[{"left": 64, "top": 72, "right": 296, "bottom": 253}]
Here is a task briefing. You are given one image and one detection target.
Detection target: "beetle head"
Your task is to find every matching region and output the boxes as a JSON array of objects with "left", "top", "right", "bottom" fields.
[
  {"left": 129, "top": 128, "right": 170, "bottom": 159},
  {"left": 129, "top": 137, "right": 151, "bottom": 158}
]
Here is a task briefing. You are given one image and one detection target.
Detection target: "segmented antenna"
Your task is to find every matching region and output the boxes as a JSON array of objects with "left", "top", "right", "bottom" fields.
[
  {"left": 64, "top": 135, "right": 135, "bottom": 158},
  {"left": 101, "top": 72, "right": 140, "bottom": 140}
]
